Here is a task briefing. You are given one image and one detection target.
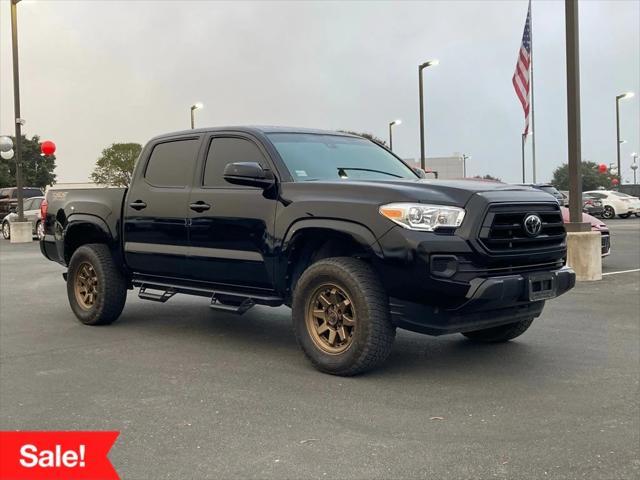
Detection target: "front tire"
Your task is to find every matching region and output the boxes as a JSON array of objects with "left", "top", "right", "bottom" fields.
[
  {"left": 461, "top": 317, "right": 534, "bottom": 343},
  {"left": 2, "top": 221, "right": 10, "bottom": 240},
  {"left": 292, "top": 257, "right": 396, "bottom": 376},
  {"left": 602, "top": 206, "right": 615, "bottom": 219},
  {"left": 67, "top": 243, "right": 127, "bottom": 325}
]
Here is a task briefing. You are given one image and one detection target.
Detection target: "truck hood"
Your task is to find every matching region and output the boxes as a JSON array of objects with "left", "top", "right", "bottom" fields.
[{"left": 283, "top": 178, "right": 553, "bottom": 207}]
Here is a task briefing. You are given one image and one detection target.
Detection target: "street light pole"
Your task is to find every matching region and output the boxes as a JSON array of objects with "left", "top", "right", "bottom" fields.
[
  {"left": 190, "top": 102, "right": 203, "bottom": 129},
  {"left": 564, "top": 0, "right": 589, "bottom": 231},
  {"left": 462, "top": 154, "right": 469, "bottom": 178},
  {"left": 10, "top": 0, "right": 24, "bottom": 222},
  {"left": 631, "top": 153, "right": 638, "bottom": 185},
  {"left": 388, "top": 119, "right": 401, "bottom": 151},
  {"left": 616, "top": 92, "right": 634, "bottom": 181},
  {"left": 418, "top": 59, "right": 438, "bottom": 170}
]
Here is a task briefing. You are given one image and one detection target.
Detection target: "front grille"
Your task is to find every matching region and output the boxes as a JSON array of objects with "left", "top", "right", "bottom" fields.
[
  {"left": 479, "top": 203, "right": 566, "bottom": 253},
  {"left": 601, "top": 233, "right": 610, "bottom": 255}
]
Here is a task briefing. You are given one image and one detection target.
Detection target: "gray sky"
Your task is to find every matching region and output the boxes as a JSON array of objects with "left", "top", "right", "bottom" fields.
[{"left": 1, "top": 0, "right": 639, "bottom": 184}]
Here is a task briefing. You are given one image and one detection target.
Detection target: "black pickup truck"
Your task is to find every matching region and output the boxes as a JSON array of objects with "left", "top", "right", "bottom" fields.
[{"left": 40, "top": 127, "right": 575, "bottom": 375}]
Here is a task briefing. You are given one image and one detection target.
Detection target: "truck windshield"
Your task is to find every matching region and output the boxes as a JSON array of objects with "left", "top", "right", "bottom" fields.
[{"left": 267, "top": 133, "right": 417, "bottom": 182}]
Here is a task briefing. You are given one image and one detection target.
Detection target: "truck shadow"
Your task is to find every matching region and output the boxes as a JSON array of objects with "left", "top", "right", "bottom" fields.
[{"left": 119, "top": 298, "right": 551, "bottom": 379}]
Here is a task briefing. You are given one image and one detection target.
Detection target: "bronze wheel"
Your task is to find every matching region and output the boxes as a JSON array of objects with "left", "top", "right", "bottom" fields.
[
  {"left": 74, "top": 261, "right": 99, "bottom": 310},
  {"left": 306, "top": 283, "right": 356, "bottom": 355}
]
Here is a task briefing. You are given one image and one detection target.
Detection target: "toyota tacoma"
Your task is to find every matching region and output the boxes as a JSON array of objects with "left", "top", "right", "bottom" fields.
[{"left": 40, "top": 127, "right": 575, "bottom": 375}]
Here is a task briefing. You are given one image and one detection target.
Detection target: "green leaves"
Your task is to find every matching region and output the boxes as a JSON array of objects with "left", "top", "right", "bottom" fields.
[
  {"left": 0, "top": 134, "right": 57, "bottom": 189},
  {"left": 90, "top": 143, "right": 142, "bottom": 187},
  {"left": 551, "top": 161, "right": 618, "bottom": 191}
]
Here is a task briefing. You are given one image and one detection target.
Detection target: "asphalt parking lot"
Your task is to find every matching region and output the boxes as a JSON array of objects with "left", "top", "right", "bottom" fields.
[{"left": 1, "top": 218, "right": 638, "bottom": 479}]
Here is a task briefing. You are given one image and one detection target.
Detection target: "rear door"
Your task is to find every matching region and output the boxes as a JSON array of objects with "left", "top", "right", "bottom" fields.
[
  {"left": 123, "top": 135, "right": 202, "bottom": 277},
  {"left": 186, "top": 133, "right": 278, "bottom": 289}
]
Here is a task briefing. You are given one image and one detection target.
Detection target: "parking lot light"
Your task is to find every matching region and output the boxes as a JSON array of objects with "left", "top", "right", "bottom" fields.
[
  {"left": 190, "top": 102, "right": 203, "bottom": 129},
  {"left": 616, "top": 92, "right": 635, "bottom": 181},
  {"left": 418, "top": 59, "right": 439, "bottom": 169},
  {"left": 388, "top": 119, "right": 402, "bottom": 151}
]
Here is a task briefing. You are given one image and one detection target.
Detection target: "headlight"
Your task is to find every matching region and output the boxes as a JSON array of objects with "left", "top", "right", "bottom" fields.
[{"left": 379, "top": 203, "right": 465, "bottom": 231}]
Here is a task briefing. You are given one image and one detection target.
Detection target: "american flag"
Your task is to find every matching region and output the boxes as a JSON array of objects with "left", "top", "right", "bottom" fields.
[{"left": 513, "top": 1, "right": 532, "bottom": 135}]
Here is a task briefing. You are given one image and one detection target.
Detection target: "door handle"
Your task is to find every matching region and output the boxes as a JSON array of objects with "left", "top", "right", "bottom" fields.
[
  {"left": 129, "top": 200, "right": 147, "bottom": 210},
  {"left": 189, "top": 201, "right": 211, "bottom": 212}
]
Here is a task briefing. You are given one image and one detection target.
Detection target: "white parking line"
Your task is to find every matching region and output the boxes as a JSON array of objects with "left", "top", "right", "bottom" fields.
[{"left": 602, "top": 268, "right": 640, "bottom": 276}]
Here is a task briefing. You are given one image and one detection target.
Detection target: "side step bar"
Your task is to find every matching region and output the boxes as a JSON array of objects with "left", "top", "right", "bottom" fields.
[{"left": 132, "top": 279, "right": 283, "bottom": 315}]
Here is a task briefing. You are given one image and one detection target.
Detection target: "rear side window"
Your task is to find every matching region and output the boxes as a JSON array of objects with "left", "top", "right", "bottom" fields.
[
  {"left": 203, "top": 137, "right": 267, "bottom": 187},
  {"left": 30, "top": 198, "right": 43, "bottom": 209},
  {"left": 22, "top": 198, "right": 33, "bottom": 210},
  {"left": 145, "top": 139, "right": 199, "bottom": 188},
  {"left": 23, "top": 188, "right": 43, "bottom": 198}
]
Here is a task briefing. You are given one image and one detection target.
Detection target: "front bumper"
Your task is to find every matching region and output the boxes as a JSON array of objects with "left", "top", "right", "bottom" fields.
[{"left": 389, "top": 266, "right": 576, "bottom": 336}]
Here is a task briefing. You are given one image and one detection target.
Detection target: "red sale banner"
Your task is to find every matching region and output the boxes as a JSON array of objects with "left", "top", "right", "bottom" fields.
[{"left": 0, "top": 431, "right": 119, "bottom": 480}]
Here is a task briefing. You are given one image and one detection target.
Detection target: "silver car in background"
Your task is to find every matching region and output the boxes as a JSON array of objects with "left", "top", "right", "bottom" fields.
[{"left": 1, "top": 196, "right": 45, "bottom": 240}]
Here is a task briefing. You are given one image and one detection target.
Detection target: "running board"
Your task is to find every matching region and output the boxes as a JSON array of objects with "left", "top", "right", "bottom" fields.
[
  {"left": 132, "top": 279, "right": 283, "bottom": 314},
  {"left": 138, "top": 285, "right": 176, "bottom": 303}
]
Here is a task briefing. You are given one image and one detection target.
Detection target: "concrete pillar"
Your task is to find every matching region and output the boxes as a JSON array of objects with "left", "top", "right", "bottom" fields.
[
  {"left": 566, "top": 231, "right": 601, "bottom": 281},
  {"left": 9, "top": 221, "right": 32, "bottom": 244}
]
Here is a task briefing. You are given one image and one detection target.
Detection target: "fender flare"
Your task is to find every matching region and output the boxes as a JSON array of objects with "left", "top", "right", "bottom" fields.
[{"left": 282, "top": 218, "right": 383, "bottom": 258}]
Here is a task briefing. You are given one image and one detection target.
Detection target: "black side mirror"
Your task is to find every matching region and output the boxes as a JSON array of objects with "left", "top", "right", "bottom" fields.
[
  {"left": 413, "top": 167, "right": 427, "bottom": 179},
  {"left": 223, "top": 162, "right": 275, "bottom": 189},
  {"left": 8, "top": 206, "right": 16, "bottom": 214}
]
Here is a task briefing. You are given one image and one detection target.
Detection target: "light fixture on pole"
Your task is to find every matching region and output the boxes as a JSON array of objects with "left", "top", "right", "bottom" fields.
[
  {"left": 615, "top": 92, "right": 634, "bottom": 180},
  {"left": 388, "top": 119, "right": 401, "bottom": 151},
  {"left": 190, "top": 102, "right": 203, "bottom": 129},
  {"left": 631, "top": 152, "right": 638, "bottom": 185},
  {"left": 418, "top": 59, "right": 439, "bottom": 170},
  {"left": 462, "top": 154, "right": 470, "bottom": 178}
]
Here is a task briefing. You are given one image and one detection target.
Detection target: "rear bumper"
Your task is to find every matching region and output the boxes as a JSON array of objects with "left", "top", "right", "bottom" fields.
[{"left": 389, "top": 266, "right": 575, "bottom": 335}]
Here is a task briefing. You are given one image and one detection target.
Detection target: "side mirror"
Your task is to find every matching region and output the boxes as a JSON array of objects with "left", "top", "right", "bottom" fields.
[
  {"left": 413, "top": 167, "right": 427, "bottom": 179},
  {"left": 8, "top": 206, "right": 16, "bottom": 214},
  {"left": 223, "top": 162, "right": 275, "bottom": 189}
]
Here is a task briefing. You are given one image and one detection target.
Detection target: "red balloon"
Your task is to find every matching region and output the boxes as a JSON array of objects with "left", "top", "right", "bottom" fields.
[
  {"left": 598, "top": 163, "right": 607, "bottom": 173},
  {"left": 611, "top": 178, "right": 619, "bottom": 186},
  {"left": 41, "top": 140, "right": 56, "bottom": 156}
]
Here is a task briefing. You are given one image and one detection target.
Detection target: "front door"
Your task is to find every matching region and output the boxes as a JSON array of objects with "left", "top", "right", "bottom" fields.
[
  {"left": 123, "top": 136, "right": 201, "bottom": 278},
  {"left": 186, "top": 134, "right": 277, "bottom": 290}
]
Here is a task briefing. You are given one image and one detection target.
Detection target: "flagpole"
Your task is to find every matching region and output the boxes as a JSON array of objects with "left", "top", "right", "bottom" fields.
[
  {"left": 529, "top": 0, "right": 537, "bottom": 183},
  {"left": 521, "top": 133, "right": 526, "bottom": 183}
]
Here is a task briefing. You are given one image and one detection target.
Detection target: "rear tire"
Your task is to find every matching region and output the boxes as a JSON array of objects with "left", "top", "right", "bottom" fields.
[
  {"left": 292, "top": 257, "right": 396, "bottom": 376},
  {"left": 602, "top": 206, "right": 615, "bottom": 219},
  {"left": 2, "top": 221, "right": 10, "bottom": 240},
  {"left": 618, "top": 213, "right": 631, "bottom": 219},
  {"left": 461, "top": 317, "right": 534, "bottom": 343},
  {"left": 67, "top": 243, "right": 127, "bottom": 326},
  {"left": 36, "top": 220, "right": 45, "bottom": 240}
]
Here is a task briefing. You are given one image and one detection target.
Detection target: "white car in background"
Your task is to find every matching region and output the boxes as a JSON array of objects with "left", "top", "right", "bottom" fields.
[
  {"left": 1, "top": 196, "right": 45, "bottom": 240},
  {"left": 583, "top": 190, "right": 638, "bottom": 219}
]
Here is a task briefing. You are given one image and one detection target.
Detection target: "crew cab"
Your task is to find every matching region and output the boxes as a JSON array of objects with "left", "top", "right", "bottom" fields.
[{"left": 40, "top": 127, "right": 575, "bottom": 375}]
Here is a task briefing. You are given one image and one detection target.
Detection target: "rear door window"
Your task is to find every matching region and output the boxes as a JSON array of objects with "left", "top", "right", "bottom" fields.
[{"left": 145, "top": 139, "right": 200, "bottom": 188}]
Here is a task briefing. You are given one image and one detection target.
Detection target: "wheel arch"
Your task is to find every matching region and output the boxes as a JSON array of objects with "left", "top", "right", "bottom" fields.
[
  {"left": 279, "top": 219, "right": 385, "bottom": 302},
  {"left": 63, "top": 215, "right": 119, "bottom": 265}
]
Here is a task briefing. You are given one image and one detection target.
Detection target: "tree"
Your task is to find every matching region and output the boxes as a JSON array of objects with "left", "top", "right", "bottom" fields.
[
  {"left": 550, "top": 161, "right": 618, "bottom": 191},
  {"left": 0, "top": 134, "right": 57, "bottom": 189},
  {"left": 338, "top": 131, "right": 388, "bottom": 147},
  {"left": 473, "top": 174, "right": 503, "bottom": 182},
  {"left": 91, "top": 143, "right": 142, "bottom": 187}
]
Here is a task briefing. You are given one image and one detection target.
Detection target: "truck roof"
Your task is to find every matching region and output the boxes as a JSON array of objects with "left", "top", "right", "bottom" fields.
[{"left": 150, "top": 126, "right": 359, "bottom": 142}]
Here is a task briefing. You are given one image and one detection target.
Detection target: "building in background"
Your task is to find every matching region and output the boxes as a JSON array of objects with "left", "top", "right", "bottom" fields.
[{"left": 403, "top": 155, "right": 465, "bottom": 180}]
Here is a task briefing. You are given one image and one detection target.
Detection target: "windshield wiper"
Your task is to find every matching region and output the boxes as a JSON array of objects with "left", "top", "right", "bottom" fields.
[{"left": 337, "top": 167, "right": 403, "bottom": 179}]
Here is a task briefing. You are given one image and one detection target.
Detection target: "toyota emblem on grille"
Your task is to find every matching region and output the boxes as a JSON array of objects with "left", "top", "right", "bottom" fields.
[{"left": 523, "top": 214, "right": 543, "bottom": 237}]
